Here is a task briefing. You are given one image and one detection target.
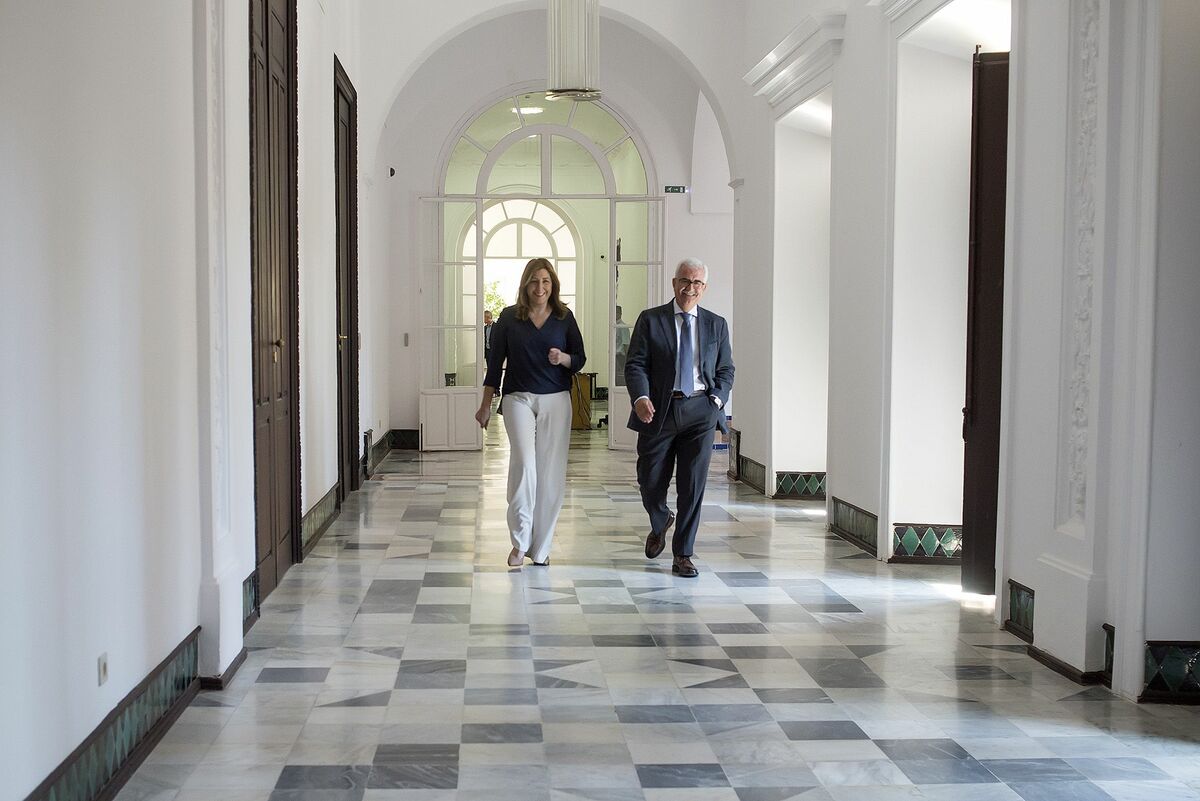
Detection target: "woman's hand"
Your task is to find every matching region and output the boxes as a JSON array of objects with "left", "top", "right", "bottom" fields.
[
  {"left": 548, "top": 348, "right": 571, "bottom": 367},
  {"left": 476, "top": 387, "right": 496, "bottom": 429}
]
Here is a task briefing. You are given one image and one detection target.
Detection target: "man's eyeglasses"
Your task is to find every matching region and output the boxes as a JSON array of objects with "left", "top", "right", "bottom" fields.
[{"left": 673, "top": 278, "right": 707, "bottom": 289}]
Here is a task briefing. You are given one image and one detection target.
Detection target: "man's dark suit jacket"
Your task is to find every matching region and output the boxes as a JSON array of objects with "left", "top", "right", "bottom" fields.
[{"left": 624, "top": 302, "right": 734, "bottom": 436}]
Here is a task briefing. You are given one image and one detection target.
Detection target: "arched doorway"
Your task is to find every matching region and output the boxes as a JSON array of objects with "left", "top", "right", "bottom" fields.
[{"left": 419, "top": 88, "right": 663, "bottom": 450}]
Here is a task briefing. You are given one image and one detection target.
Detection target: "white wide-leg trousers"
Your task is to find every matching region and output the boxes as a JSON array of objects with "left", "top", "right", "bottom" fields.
[{"left": 502, "top": 390, "right": 572, "bottom": 563}]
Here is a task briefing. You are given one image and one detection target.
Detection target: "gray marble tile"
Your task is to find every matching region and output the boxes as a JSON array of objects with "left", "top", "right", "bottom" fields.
[
  {"left": 366, "top": 765, "right": 459, "bottom": 790},
  {"left": 274, "top": 766, "right": 372, "bottom": 790},
  {"left": 1007, "top": 781, "right": 1115, "bottom": 801},
  {"left": 981, "top": 759, "right": 1087, "bottom": 783},
  {"left": 257, "top": 668, "right": 332, "bottom": 684},
  {"left": 460, "top": 723, "right": 545, "bottom": 743},
  {"left": 778, "top": 721, "right": 869, "bottom": 741},
  {"left": 892, "top": 758, "right": 999, "bottom": 784},
  {"left": 636, "top": 764, "right": 730, "bottom": 788}
]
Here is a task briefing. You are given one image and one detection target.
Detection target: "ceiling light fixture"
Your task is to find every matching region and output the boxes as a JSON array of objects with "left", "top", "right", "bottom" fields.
[
  {"left": 512, "top": 107, "right": 545, "bottom": 115},
  {"left": 547, "top": 0, "right": 601, "bottom": 101}
]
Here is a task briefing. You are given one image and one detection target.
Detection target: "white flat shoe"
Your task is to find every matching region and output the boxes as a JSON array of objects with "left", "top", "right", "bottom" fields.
[{"left": 507, "top": 547, "right": 525, "bottom": 567}]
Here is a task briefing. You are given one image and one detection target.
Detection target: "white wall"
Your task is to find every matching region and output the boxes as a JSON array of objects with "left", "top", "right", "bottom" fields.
[
  {"left": 772, "top": 124, "right": 830, "bottom": 476},
  {"left": 826, "top": 2, "right": 891, "bottom": 514},
  {"left": 1145, "top": 0, "right": 1200, "bottom": 640},
  {"left": 691, "top": 94, "right": 735, "bottom": 216},
  {"left": 297, "top": 0, "right": 364, "bottom": 508},
  {"left": 298, "top": 0, "right": 340, "bottom": 506},
  {"left": 0, "top": 4, "right": 205, "bottom": 796},
  {"left": 888, "top": 43, "right": 971, "bottom": 524}
]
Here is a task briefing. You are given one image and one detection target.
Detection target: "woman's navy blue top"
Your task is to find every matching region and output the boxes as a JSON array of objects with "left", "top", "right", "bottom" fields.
[{"left": 484, "top": 306, "right": 586, "bottom": 395}]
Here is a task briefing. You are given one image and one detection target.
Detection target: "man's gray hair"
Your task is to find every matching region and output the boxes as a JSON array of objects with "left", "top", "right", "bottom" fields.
[{"left": 675, "top": 257, "right": 709, "bottom": 282}]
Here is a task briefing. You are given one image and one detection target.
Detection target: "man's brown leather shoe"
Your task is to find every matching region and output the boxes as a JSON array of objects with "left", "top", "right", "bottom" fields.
[
  {"left": 645, "top": 512, "right": 675, "bottom": 559},
  {"left": 672, "top": 555, "right": 698, "bottom": 578}
]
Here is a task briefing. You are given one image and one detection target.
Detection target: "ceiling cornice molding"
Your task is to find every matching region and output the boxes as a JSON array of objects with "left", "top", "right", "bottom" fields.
[
  {"left": 743, "top": 13, "right": 845, "bottom": 110},
  {"left": 867, "top": 0, "right": 927, "bottom": 22}
]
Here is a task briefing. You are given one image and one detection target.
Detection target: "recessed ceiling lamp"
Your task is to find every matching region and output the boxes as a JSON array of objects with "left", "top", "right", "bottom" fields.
[{"left": 547, "top": 0, "right": 601, "bottom": 101}]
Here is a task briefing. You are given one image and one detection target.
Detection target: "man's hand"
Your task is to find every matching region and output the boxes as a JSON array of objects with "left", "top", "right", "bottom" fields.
[
  {"left": 475, "top": 405, "right": 492, "bottom": 429},
  {"left": 635, "top": 397, "right": 655, "bottom": 424},
  {"left": 548, "top": 348, "right": 570, "bottom": 367}
]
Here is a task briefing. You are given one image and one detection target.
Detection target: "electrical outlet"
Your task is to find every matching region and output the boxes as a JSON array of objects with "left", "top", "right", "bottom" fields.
[{"left": 97, "top": 653, "right": 108, "bottom": 686}]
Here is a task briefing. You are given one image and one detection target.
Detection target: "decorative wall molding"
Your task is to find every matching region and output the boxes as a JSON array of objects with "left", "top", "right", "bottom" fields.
[
  {"left": 23, "top": 629, "right": 200, "bottom": 801},
  {"left": 195, "top": 0, "right": 242, "bottom": 679},
  {"left": 301, "top": 483, "right": 340, "bottom": 553},
  {"left": 890, "top": 523, "right": 961, "bottom": 561},
  {"left": 830, "top": 497, "right": 878, "bottom": 556},
  {"left": 775, "top": 471, "right": 826, "bottom": 500},
  {"left": 1108, "top": 0, "right": 1163, "bottom": 703},
  {"left": 743, "top": 13, "right": 845, "bottom": 111},
  {"left": 1059, "top": 0, "right": 1103, "bottom": 525},
  {"left": 869, "top": 0, "right": 927, "bottom": 22}
]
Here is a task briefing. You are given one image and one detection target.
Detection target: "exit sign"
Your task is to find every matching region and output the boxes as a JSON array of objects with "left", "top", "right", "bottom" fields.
[{"left": 664, "top": 185, "right": 689, "bottom": 193}]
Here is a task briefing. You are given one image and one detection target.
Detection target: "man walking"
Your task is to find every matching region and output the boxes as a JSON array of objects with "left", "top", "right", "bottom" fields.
[{"left": 625, "top": 258, "right": 734, "bottom": 577}]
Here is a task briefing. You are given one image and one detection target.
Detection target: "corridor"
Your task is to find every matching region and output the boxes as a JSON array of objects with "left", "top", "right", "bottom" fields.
[{"left": 121, "top": 434, "right": 1200, "bottom": 801}]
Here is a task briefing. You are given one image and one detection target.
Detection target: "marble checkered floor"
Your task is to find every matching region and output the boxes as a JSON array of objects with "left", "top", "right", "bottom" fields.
[{"left": 121, "top": 425, "right": 1200, "bottom": 801}]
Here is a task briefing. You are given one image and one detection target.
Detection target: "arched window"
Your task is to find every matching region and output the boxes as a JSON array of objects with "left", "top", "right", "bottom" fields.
[
  {"left": 443, "top": 91, "right": 648, "bottom": 197},
  {"left": 463, "top": 199, "right": 579, "bottom": 316}
]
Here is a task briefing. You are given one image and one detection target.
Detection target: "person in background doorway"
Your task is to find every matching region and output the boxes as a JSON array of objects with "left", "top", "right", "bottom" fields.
[
  {"left": 483, "top": 309, "right": 494, "bottom": 363},
  {"left": 476, "top": 258, "right": 586, "bottom": 568},
  {"left": 614, "top": 305, "right": 631, "bottom": 384},
  {"left": 625, "top": 257, "right": 734, "bottom": 578}
]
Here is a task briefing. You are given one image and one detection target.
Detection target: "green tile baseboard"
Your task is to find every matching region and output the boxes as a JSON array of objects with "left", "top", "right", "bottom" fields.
[
  {"left": 775, "top": 472, "right": 826, "bottom": 500},
  {"left": 890, "top": 523, "right": 962, "bottom": 562},
  {"left": 1142, "top": 641, "right": 1200, "bottom": 704},
  {"left": 242, "top": 570, "right": 260, "bottom": 634},
  {"left": 390, "top": 428, "right": 420, "bottom": 450},
  {"left": 1102, "top": 623, "right": 1115, "bottom": 689},
  {"left": 830, "top": 497, "right": 878, "bottom": 556},
  {"left": 727, "top": 428, "right": 741, "bottom": 480},
  {"left": 1005, "top": 579, "right": 1035, "bottom": 643},
  {"left": 23, "top": 628, "right": 200, "bottom": 801},
  {"left": 738, "top": 455, "right": 767, "bottom": 494},
  {"left": 301, "top": 482, "right": 340, "bottom": 554},
  {"left": 367, "top": 429, "right": 392, "bottom": 474}
]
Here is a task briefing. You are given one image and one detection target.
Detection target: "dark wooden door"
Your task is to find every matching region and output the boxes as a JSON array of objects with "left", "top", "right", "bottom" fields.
[
  {"left": 250, "top": 0, "right": 299, "bottom": 599},
  {"left": 961, "top": 52, "right": 1009, "bottom": 595},
  {"left": 335, "top": 59, "right": 360, "bottom": 500}
]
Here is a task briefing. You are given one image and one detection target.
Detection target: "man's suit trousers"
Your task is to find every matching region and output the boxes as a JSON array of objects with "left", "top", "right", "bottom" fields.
[{"left": 635, "top": 393, "right": 720, "bottom": 557}]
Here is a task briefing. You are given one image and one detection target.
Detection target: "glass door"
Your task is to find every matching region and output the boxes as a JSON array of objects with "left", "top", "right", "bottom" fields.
[
  {"left": 418, "top": 198, "right": 484, "bottom": 450},
  {"left": 609, "top": 198, "right": 664, "bottom": 450}
]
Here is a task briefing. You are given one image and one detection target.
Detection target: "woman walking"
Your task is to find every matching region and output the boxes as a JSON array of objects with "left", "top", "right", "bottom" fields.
[{"left": 475, "top": 258, "right": 586, "bottom": 567}]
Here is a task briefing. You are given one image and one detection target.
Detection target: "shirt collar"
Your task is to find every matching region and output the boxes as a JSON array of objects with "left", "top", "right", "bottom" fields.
[{"left": 671, "top": 300, "right": 699, "bottom": 318}]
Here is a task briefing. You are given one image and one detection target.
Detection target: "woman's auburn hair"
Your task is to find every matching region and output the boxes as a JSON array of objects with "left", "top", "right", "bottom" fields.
[{"left": 514, "top": 257, "right": 569, "bottom": 321}]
